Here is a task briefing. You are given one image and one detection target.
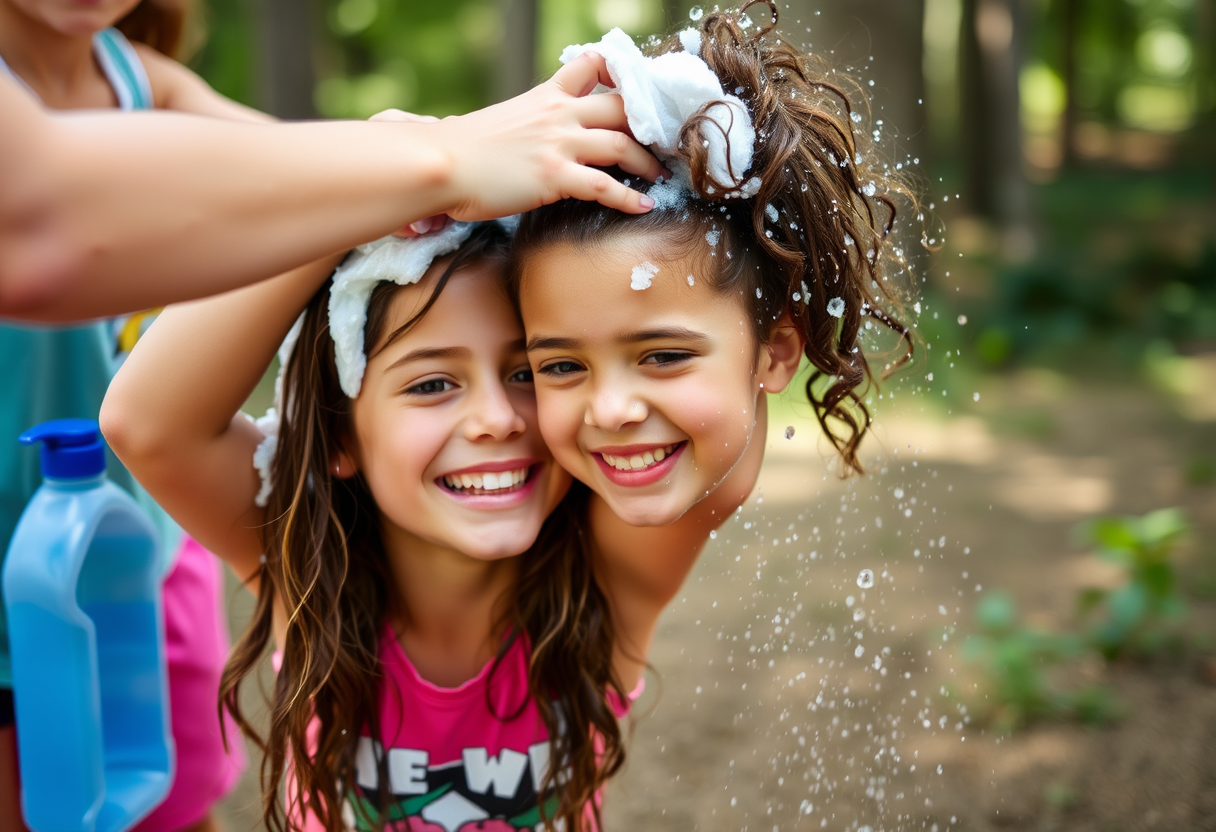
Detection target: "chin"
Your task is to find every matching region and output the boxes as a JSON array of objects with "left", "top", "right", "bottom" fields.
[{"left": 605, "top": 495, "right": 689, "bottom": 528}]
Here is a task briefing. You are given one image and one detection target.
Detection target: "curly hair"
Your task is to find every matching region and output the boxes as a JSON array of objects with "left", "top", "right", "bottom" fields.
[{"left": 511, "top": 0, "right": 916, "bottom": 474}]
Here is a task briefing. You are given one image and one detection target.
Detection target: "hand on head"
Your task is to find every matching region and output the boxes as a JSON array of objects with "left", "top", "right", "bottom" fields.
[{"left": 435, "top": 51, "right": 667, "bottom": 221}]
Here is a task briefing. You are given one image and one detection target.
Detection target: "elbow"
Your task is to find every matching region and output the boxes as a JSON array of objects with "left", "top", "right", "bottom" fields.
[
  {"left": 0, "top": 246, "right": 83, "bottom": 322},
  {"left": 99, "top": 380, "right": 166, "bottom": 476}
]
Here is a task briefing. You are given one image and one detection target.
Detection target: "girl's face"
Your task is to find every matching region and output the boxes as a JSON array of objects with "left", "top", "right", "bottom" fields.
[
  {"left": 5, "top": 0, "right": 142, "bottom": 35},
  {"left": 518, "top": 237, "right": 797, "bottom": 527},
  {"left": 346, "top": 261, "right": 570, "bottom": 562}
]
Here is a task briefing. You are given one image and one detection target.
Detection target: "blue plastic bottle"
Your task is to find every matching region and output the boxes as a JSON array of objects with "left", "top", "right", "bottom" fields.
[{"left": 2, "top": 420, "right": 172, "bottom": 832}]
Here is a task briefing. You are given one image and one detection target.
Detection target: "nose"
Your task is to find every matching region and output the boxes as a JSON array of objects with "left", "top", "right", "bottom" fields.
[
  {"left": 585, "top": 375, "right": 647, "bottom": 432},
  {"left": 466, "top": 378, "right": 527, "bottom": 442}
]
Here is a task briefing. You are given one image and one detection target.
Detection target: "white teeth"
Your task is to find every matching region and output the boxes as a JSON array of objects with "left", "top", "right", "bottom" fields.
[
  {"left": 602, "top": 443, "right": 679, "bottom": 472},
  {"left": 442, "top": 467, "right": 529, "bottom": 493}
]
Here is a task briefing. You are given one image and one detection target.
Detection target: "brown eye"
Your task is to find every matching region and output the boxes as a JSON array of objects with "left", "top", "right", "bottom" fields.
[
  {"left": 539, "top": 360, "right": 584, "bottom": 377},
  {"left": 407, "top": 379, "right": 454, "bottom": 395}
]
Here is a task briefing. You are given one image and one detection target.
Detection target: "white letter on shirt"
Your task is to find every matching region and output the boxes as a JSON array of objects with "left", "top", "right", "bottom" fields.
[
  {"left": 388, "top": 748, "right": 429, "bottom": 795},
  {"left": 463, "top": 747, "right": 528, "bottom": 798}
]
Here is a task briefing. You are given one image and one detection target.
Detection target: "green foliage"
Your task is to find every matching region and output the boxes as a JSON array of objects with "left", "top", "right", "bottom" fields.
[
  {"left": 1075, "top": 508, "right": 1190, "bottom": 660},
  {"left": 962, "top": 592, "right": 1114, "bottom": 733}
]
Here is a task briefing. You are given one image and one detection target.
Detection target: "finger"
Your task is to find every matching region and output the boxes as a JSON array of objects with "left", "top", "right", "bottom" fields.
[
  {"left": 572, "top": 128, "right": 667, "bottom": 183},
  {"left": 550, "top": 51, "right": 616, "bottom": 98},
  {"left": 572, "top": 92, "right": 630, "bottom": 131},
  {"left": 561, "top": 166, "right": 656, "bottom": 214}
]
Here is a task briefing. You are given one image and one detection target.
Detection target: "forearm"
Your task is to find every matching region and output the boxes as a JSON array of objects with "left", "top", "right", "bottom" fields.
[
  {"left": 101, "top": 257, "right": 338, "bottom": 576},
  {"left": 1, "top": 113, "right": 449, "bottom": 321}
]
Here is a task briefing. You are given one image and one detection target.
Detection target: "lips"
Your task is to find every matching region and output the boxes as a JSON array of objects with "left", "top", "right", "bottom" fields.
[{"left": 592, "top": 441, "right": 686, "bottom": 487}]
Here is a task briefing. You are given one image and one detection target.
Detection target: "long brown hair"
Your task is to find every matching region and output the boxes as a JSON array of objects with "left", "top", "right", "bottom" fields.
[
  {"left": 511, "top": 0, "right": 916, "bottom": 475},
  {"left": 220, "top": 225, "right": 625, "bottom": 832},
  {"left": 116, "top": 0, "right": 193, "bottom": 59}
]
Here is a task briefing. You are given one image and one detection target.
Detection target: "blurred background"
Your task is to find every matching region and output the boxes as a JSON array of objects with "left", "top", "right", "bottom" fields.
[{"left": 194, "top": 0, "right": 1216, "bottom": 829}]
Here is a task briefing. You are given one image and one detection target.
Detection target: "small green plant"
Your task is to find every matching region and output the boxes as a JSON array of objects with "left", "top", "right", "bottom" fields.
[
  {"left": 962, "top": 592, "right": 1113, "bottom": 732},
  {"left": 1075, "top": 508, "right": 1190, "bottom": 661}
]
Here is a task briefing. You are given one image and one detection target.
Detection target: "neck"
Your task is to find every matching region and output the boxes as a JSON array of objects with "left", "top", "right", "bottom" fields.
[
  {"left": 381, "top": 523, "right": 519, "bottom": 688},
  {"left": 0, "top": 1, "right": 109, "bottom": 108}
]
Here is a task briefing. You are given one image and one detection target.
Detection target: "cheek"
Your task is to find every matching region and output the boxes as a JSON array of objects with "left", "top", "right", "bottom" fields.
[
  {"left": 535, "top": 388, "right": 585, "bottom": 466},
  {"left": 356, "top": 406, "right": 441, "bottom": 496}
]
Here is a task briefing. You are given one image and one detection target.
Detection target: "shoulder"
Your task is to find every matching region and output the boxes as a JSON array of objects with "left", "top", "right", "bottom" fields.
[{"left": 130, "top": 43, "right": 271, "bottom": 122}]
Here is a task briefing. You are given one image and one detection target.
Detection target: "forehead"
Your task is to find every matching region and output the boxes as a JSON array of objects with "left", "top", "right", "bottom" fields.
[
  {"left": 518, "top": 238, "right": 743, "bottom": 327},
  {"left": 373, "top": 258, "right": 518, "bottom": 352}
]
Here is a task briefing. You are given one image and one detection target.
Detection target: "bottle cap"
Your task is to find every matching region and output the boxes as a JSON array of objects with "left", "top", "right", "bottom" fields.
[{"left": 19, "top": 419, "right": 107, "bottom": 480}]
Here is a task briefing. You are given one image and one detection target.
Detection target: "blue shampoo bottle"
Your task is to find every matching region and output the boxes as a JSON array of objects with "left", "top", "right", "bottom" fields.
[{"left": 2, "top": 420, "right": 172, "bottom": 832}]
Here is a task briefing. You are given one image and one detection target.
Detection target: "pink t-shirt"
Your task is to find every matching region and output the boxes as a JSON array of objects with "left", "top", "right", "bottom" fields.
[{"left": 312, "top": 622, "right": 637, "bottom": 832}]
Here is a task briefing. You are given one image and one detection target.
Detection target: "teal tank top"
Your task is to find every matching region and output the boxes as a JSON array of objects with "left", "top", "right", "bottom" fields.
[{"left": 0, "top": 28, "right": 179, "bottom": 688}]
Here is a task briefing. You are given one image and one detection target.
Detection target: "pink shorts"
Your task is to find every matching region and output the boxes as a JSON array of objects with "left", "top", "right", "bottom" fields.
[{"left": 134, "top": 536, "right": 247, "bottom": 832}]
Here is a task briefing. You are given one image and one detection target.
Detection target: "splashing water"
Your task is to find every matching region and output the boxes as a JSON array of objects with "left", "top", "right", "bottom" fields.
[
  {"left": 827, "top": 297, "right": 845, "bottom": 318},
  {"left": 689, "top": 5, "right": 704, "bottom": 21},
  {"left": 856, "top": 568, "right": 874, "bottom": 589},
  {"left": 785, "top": 426, "right": 795, "bottom": 439}
]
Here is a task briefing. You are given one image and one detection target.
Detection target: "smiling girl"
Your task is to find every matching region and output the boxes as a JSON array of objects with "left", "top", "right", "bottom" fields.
[
  {"left": 101, "top": 221, "right": 754, "bottom": 832},
  {"left": 511, "top": 1, "right": 913, "bottom": 529}
]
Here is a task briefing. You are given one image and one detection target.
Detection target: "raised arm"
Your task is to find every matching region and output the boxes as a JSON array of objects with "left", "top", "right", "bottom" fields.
[
  {"left": 0, "top": 54, "right": 664, "bottom": 321},
  {"left": 591, "top": 397, "right": 768, "bottom": 690},
  {"left": 99, "top": 256, "right": 339, "bottom": 585}
]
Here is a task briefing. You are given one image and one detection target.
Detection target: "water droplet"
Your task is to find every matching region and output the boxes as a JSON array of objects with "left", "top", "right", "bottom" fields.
[
  {"left": 856, "top": 568, "right": 874, "bottom": 589},
  {"left": 689, "top": 5, "right": 703, "bottom": 21},
  {"left": 709, "top": 529, "right": 717, "bottom": 539},
  {"left": 851, "top": 111, "right": 862, "bottom": 123},
  {"left": 854, "top": 645, "right": 865, "bottom": 658},
  {"left": 973, "top": 392, "right": 981, "bottom": 402},
  {"left": 957, "top": 314, "right": 968, "bottom": 325},
  {"left": 784, "top": 425, "right": 796, "bottom": 439},
  {"left": 827, "top": 297, "right": 845, "bottom": 317},
  {"left": 852, "top": 608, "right": 865, "bottom": 621}
]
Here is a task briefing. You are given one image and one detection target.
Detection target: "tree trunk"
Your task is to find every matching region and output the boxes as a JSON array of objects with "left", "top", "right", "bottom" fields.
[
  {"left": 960, "top": 0, "right": 1034, "bottom": 254},
  {"left": 783, "top": 0, "right": 928, "bottom": 170},
  {"left": 1060, "top": 0, "right": 1080, "bottom": 168},
  {"left": 493, "top": 0, "right": 539, "bottom": 103},
  {"left": 255, "top": 0, "right": 317, "bottom": 119}
]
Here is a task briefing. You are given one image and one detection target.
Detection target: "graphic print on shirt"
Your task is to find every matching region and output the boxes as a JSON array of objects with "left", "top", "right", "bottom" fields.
[{"left": 345, "top": 737, "right": 565, "bottom": 832}]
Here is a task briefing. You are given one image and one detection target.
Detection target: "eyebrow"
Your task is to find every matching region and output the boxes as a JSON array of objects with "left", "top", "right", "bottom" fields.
[
  {"left": 527, "top": 327, "right": 709, "bottom": 352},
  {"left": 383, "top": 346, "right": 472, "bottom": 372}
]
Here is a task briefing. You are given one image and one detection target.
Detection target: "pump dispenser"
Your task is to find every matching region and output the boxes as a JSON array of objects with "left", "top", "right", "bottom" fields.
[{"left": 3, "top": 419, "right": 172, "bottom": 832}]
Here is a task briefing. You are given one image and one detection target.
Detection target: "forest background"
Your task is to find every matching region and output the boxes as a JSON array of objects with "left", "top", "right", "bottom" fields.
[{"left": 192, "top": 1, "right": 1216, "bottom": 830}]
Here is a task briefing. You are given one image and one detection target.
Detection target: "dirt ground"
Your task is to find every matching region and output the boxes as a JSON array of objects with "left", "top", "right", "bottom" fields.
[{"left": 216, "top": 364, "right": 1216, "bottom": 832}]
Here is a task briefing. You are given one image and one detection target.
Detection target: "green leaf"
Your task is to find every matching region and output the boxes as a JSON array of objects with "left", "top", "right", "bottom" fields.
[
  {"left": 977, "top": 592, "right": 1018, "bottom": 634},
  {"left": 1138, "top": 508, "right": 1188, "bottom": 546},
  {"left": 1109, "top": 583, "right": 1149, "bottom": 632}
]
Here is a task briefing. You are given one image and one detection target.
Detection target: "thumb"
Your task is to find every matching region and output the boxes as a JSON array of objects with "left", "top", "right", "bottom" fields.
[{"left": 550, "top": 51, "right": 617, "bottom": 98}]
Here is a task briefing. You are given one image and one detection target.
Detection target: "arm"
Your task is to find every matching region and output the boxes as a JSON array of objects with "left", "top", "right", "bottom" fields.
[
  {"left": 591, "top": 398, "right": 769, "bottom": 691},
  {"left": 100, "top": 256, "right": 340, "bottom": 586},
  {"left": 0, "top": 54, "right": 663, "bottom": 321}
]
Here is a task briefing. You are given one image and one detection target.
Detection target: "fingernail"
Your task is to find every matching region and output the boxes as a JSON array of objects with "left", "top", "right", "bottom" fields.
[
  {"left": 639, "top": 195, "right": 655, "bottom": 210},
  {"left": 409, "top": 218, "right": 433, "bottom": 234}
]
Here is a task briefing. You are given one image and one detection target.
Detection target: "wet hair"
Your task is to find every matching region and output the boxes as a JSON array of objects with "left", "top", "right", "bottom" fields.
[
  {"left": 511, "top": 0, "right": 915, "bottom": 475},
  {"left": 220, "top": 224, "right": 625, "bottom": 832},
  {"left": 116, "top": 0, "right": 194, "bottom": 59}
]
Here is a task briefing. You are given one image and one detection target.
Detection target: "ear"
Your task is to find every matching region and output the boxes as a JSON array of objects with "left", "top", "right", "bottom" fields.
[
  {"left": 756, "top": 313, "right": 804, "bottom": 395},
  {"left": 329, "top": 445, "right": 359, "bottom": 480}
]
